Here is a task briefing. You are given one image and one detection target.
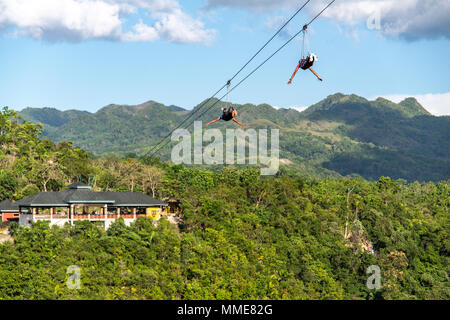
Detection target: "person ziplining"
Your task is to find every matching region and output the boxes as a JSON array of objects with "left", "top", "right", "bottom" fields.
[
  {"left": 287, "top": 24, "right": 323, "bottom": 84},
  {"left": 205, "top": 105, "right": 247, "bottom": 129},
  {"left": 287, "top": 53, "right": 322, "bottom": 84},
  {"left": 205, "top": 80, "right": 247, "bottom": 129}
]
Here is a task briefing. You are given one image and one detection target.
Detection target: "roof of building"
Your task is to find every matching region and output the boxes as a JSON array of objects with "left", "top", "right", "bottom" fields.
[
  {"left": 14, "top": 185, "right": 166, "bottom": 208},
  {"left": 0, "top": 200, "right": 26, "bottom": 212}
]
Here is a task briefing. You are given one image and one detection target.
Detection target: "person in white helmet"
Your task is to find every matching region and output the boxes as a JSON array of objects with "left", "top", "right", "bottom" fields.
[{"left": 288, "top": 53, "right": 323, "bottom": 84}]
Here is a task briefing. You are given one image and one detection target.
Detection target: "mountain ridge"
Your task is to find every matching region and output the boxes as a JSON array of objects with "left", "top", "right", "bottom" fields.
[
  {"left": 19, "top": 93, "right": 434, "bottom": 120},
  {"left": 17, "top": 93, "right": 450, "bottom": 182}
]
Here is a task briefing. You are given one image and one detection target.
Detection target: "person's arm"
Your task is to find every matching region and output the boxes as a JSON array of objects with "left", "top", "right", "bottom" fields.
[
  {"left": 205, "top": 117, "right": 221, "bottom": 126},
  {"left": 309, "top": 67, "right": 323, "bottom": 81},
  {"left": 287, "top": 64, "right": 301, "bottom": 84}
]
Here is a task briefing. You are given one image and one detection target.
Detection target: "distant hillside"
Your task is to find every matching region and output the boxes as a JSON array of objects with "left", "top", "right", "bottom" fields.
[
  {"left": 18, "top": 94, "right": 450, "bottom": 182},
  {"left": 20, "top": 100, "right": 189, "bottom": 155}
]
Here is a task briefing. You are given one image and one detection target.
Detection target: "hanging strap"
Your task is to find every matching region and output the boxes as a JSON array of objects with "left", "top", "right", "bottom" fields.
[
  {"left": 301, "top": 31, "right": 305, "bottom": 58},
  {"left": 225, "top": 80, "right": 232, "bottom": 111}
]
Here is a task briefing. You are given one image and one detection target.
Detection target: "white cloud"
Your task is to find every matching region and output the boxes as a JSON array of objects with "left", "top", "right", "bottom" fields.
[
  {"left": 274, "top": 105, "right": 308, "bottom": 113},
  {"left": 206, "top": 0, "right": 292, "bottom": 12},
  {"left": 206, "top": 0, "right": 450, "bottom": 41},
  {"left": 150, "top": 7, "right": 216, "bottom": 44},
  {"left": 0, "top": 0, "right": 123, "bottom": 41},
  {"left": 289, "top": 106, "right": 308, "bottom": 113},
  {"left": 373, "top": 92, "right": 450, "bottom": 116},
  {"left": 0, "top": 0, "right": 215, "bottom": 44},
  {"left": 121, "top": 19, "right": 159, "bottom": 42}
]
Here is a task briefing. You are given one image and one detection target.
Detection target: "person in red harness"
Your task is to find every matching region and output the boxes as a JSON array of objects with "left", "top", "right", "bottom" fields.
[
  {"left": 205, "top": 106, "right": 247, "bottom": 129},
  {"left": 287, "top": 53, "right": 322, "bottom": 84}
]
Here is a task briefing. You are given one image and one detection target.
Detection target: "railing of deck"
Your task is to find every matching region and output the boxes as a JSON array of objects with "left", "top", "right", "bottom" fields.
[{"left": 31, "top": 213, "right": 149, "bottom": 221}]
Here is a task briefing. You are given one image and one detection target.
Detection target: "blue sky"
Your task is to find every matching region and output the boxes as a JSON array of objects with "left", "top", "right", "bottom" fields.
[{"left": 1, "top": 0, "right": 449, "bottom": 115}]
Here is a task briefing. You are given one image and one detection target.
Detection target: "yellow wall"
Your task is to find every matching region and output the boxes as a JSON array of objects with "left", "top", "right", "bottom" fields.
[{"left": 146, "top": 207, "right": 161, "bottom": 220}]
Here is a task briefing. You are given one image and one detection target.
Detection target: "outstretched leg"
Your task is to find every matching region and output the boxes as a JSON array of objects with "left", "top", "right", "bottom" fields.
[
  {"left": 205, "top": 117, "right": 221, "bottom": 127},
  {"left": 232, "top": 117, "right": 247, "bottom": 129},
  {"left": 287, "top": 64, "right": 300, "bottom": 85},
  {"left": 309, "top": 67, "right": 323, "bottom": 81}
]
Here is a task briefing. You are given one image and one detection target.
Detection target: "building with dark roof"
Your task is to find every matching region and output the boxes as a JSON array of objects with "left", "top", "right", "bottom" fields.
[
  {"left": 2, "top": 183, "right": 167, "bottom": 229},
  {"left": 0, "top": 200, "right": 27, "bottom": 223}
]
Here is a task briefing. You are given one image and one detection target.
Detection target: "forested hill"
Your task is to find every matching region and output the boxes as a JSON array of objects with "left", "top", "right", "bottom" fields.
[
  {"left": 18, "top": 93, "right": 450, "bottom": 182},
  {"left": 1, "top": 106, "right": 449, "bottom": 300}
]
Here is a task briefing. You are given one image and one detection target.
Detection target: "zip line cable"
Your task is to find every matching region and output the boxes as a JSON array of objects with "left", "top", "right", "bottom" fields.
[
  {"left": 149, "top": 27, "right": 306, "bottom": 157},
  {"left": 188, "top": 29, "right": 309, "bottom": 128},
  {"left": 145, "top": 0, "right": 311, "bottom": 157},
  {"left": 305, "top": 0, "right": 336, "bottom": 26},
  {"left": 145, "top": 84, "right": 227, "bottom": 157},
  {"left": 191, "top": 0, "right": 338, "bottom": 127},
  {"left": 227, "top": 0, "right": 311, "bottom": 85},
  {"left": 301, "top": 0, "right": 336, "bottom": 56},
  {"left": 148, "top": 0, "right": 336, "bottom": 157}
]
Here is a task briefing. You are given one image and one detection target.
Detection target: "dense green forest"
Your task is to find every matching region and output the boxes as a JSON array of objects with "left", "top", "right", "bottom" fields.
[
  {"left": 19, "top": 93, "right": 450, "bottom": 182},
  {"left": 0, "top": 106, "right": 449, "bottom": 300}
]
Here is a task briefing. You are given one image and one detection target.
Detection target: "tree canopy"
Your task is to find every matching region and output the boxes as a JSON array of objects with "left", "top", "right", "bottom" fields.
[{"left": 0, "top": 106, "right": 448, "bottom": 300}]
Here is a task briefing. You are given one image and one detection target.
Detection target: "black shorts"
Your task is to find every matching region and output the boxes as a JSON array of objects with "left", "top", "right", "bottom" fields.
[
  {"left": 220, "top": 113, "right": 233, "bottom": 121},
  {"left": 300, "top": 60, "right": 313, "bottom": 70}
]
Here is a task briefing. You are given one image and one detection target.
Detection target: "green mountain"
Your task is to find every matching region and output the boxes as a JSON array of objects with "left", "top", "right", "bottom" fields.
[{"left": 18, "top": 93, "right": 450, "bottom": 182}]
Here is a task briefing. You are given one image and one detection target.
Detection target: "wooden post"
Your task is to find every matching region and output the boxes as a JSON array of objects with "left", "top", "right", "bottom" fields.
[
  {"left": 133, "top": 207, "right": 137, "bottom": 220},
  {"left": 70, "top": 205, "right": 74, "bottom": 225},
  {"left": 116, "top": 207, "right": 120, "bottom": 219},
  {"left": 50, "top": 207, "right": 54, "bottom": 222},
  {"left": 104, "top": 204, "right": 108, "bottom": 230}
]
